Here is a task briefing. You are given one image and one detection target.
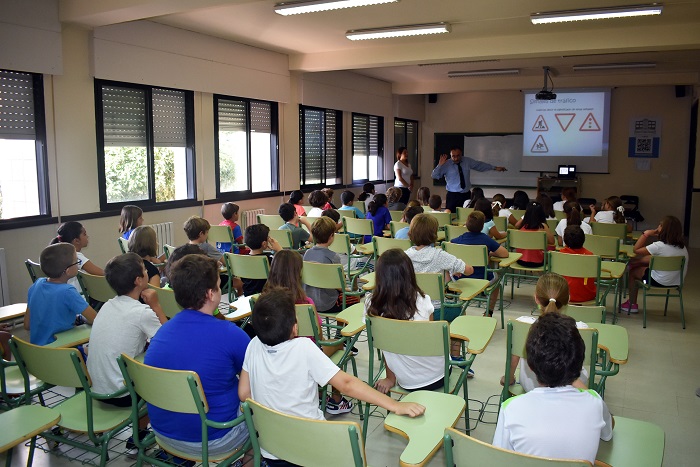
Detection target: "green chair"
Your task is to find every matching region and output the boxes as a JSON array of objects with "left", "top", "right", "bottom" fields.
[
  {"left": 302, "top": 261, "right": 363, "bottom": 313},
  {"left": 425, "top": 211, "right": 451, "bottom": 229},
  {"left": 268, "top": 229, "right": 293, "bottom": 249},
  {"left": 302, "top": 216, "right": 321, "bottom": 232},
  {"left": 9, "top": 337, "right": 133, "bottom": 467},
  {"left": 257, "top": 214, "right": 284, "bottom": 230},
  {"left": 502, "top": 319, "right": 598, "bottom": 404},
  {"left": 148, "top": 284, "right": 183, "bottom": 319},
  {"left": 363, "top": 315, "right": 468, "bottom": 446},
  {"left": 584, "top": 234, "right": 628, "bottom": 320},
  {"left": 327, "top": 233, "right": 371, "bottom": 286},
  {"left": 444, "top": 225, "right": 468, "bottom": 241},
  {"left": 118, "top": 237, "right": 129, "bottom": 254},
  {"left": 1, "top": 331, "right": 47, "bottom": 410},
  {"left": 554, "top": 210, "right": 567, "bottom": 221},
  {"left": 343, "top": 217, "right": 374, "bottom": 244},
  {"left": 562, "top": 305, "right": 606, "bottom": 324},
  {"left": 547, "top": 251, "right": 608, "bottom": 306},
  {"left": 595, "top": 416, "right": 664, "bottom": 467},
  {"left": 510, "top": 209, "right": 526, "bottom": 221},
  {"left": 443, "top": 427, "right": 593, "bottom": 466},
  {"left": 372, "top": 237, "right": 411, "bottom": 258},
  {"left": 356, "top": 202, "right": 366, "bottom": 215},
  {"left": 0, "top": 405, "right": 61, "bottom": 467},
  {"left": 635, "top": 255, "right": 686, "bottom": 329},
  {"left": 338, "top": 209, "right": 356, "bottom": 219},
  {"left": 24, "top": 259, "right": 45, "bottom": 283},
  {"left": 546, "top": 218, "right": 559, "bottom": 234},
  {"left": 223, "top": 253, "right": 270, "bottom": 302},
  {"left": 302, "top": 205, "right": 313, "bottom": 215},
  {"left": 493, "top": 216, "right": 508, "bottom": 232},
  {"left": 117, "top": 354, "right": 249, "bottom": 467},
  {"left": 584, "top": 234, "right": 623, "bottom": 261},
  {"left": 415, "top": 272, "right": 449, "bottom": 321},
  {"left": 242, "top": 399, "right": 368, "bottom": 467},
  {"left": 590, "top": 222, "right": 627, "bottom": 242},
  {"left": 504, "top": 230, "right": 549, "bottom": 299},
  {"left": 163, "top": 244, "right": 176, "bottom": 260},
  {"left": 389, "top": 210, "right": 404, "bottom": 222},
  {"left": 443, "top": 243, "right": 504, "bottom": 327},
  {"left": 207, "top": 225, "right": 234, "bottom": 250},
  {"left": 77, "top": 271, "right": 117, "bottom": 309},
  {"left": 455, "top": 207, "right": 474, "bottom": 224},
  {"left": 389, "top": 221, "right": 408, "bottom": 238}
]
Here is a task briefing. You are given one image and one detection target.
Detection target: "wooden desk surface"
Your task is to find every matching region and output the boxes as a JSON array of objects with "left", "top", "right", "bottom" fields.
[
  {"left": 0, "top": 303, "right": 27, "bottom": 322},
  {"left": 46, "top": 324, "right": 91, "bottom": 348}
]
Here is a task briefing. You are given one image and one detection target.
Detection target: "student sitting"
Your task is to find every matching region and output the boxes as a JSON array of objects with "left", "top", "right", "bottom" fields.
[
  {"left": 322, "top": 208, "right": 343, "bottom": 232},
  {"left": 184, "top": 216, "right": 224, "bottom": 264},
  {"left": 395, "top": 205, "right": 423, "bottom": 240},
  {"left": 306, "top": 190, "right": 328, "bottom": 217},
  {"left": 51, "top": 221, "right": 104, "bottom": 295},
  {"left": 219, "top": 202, "right": 249, "bottom": 255},
  {"left": 119, "top": 205, "right": 143, "bottom": 240},
  {"left": 428, "top": 194, "right": 450, "bottom": 213},
  {"left": 24, "top": 243, "right": 97, "bottom": 345},
  {"left": 87, "top": 253, "right": 167, "bottom": 456},
  {"left": 493, "top": 312, "right": 613, "bottom": 464},
  {"left": 128, "top": 226, "right": 163, "bottom": 287},
  {"left": 243, "top": 224, "right": 282, "bottom": 297},
  {"left": 416, "top": 186, "right": 430, "bottom": 207},
  {"left": 278, "top": 203, "right": 311, "bottom": 250},
  {"left": 474, "top": 198, "right": 506, "bottom": 240},
  {"left": 515, "top": 202, "right": 555, "bottom": 268},
  {"left": 238, "top": 289, "right": 425, "bottom": 465},
  {"left": 288, "top": 190, "right": 306, "bottom": 217},
  {"left": 386, "top": 186, "right": 406, "bottom": 212},
  {"left": 322, "top": 187, "right": 337, "bottom": 210},
  {"left": 145, "top": 255, "right": 251, "bottom": 461},
  {"left": 357, "top": 182, "right": 375, "bottom": 208},
  {"left": 337, "top": 190, "right": 365, "bottom": 219},
  {"left": 451, "top": 211, "right": 509, "bottom": 316},
  {"left": 559, "top": 226, "right": 597, "bottom": 303},
  {"left": 365, "top": 194, "right": 391, "bottom": 242},
  {"left": 303, "top": 217, "right": 344, "bottom": 314}
]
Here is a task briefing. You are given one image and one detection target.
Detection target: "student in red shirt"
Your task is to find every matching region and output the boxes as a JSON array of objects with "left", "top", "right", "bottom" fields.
[{"left": 559, "top": 225, "right": 597, "bottom": 303}]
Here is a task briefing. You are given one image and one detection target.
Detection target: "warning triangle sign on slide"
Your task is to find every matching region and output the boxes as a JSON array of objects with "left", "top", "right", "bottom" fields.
[
  {"left": 531, "top": 135, "right": 549, "bottom": 153},
  {"left": 532, "top": 115, "right": 548, "bottom": 131},
  {"left": 579, "top": 112, "right": 601, "bottom": 131},
  {"left": 555, "top": 113, "right": 576, "bottom": 132}
]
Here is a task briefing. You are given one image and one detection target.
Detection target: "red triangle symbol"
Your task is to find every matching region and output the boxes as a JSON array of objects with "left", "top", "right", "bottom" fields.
[
  {"left": 532, "top": 115, "right": 548, "bottom": 131},
  {"left": 579, "top": 112, "right": 601, "bottom": 131},
  {"left": 531, "top": 135, "right": 549, "bottom": 153},
  {"left": 555, "top": 113, "right": 576, "bottom": 132}
]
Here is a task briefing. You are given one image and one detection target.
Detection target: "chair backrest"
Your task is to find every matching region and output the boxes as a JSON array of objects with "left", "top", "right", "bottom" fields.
[
  {"left": 356, "top": 202, "right": 366, "bottom": 214},
  {"left": 338, "top": 209, "right": 356, "bottom": 219},
  {"left": 415, "top": 273, "right": 444, "bottom": 305},
  {"left": 372, "top": 237, "right": 411, "bottom": 257},
  {"left": 242, "top": 399, "right": 367, "bottom": 467},
  {"left": 548, "top": 251, "right": 601, "bottom": 280},
  {"left": 10, "top": 337, "right": 85, "bottom": 388},
  {"left": 25, "top": 259, "right": 45, "bottom": 283},
  {"left": 207, "top": 225, "right": 233, "bottom": 245},
  {"left": 367, "top": 315, "right": 448, "bottom": 358},
  {"left": 224, "top": 253, "right": 270, "bottom": 280},
  {"left": 507, "top": 229, "right": 547, "bottom": 252},
  {"left": 295, "top": 304, "right": 321, "bottom": 341},
  {"left": 424, "top": 211, "right": 451, "bottom": 227},
  {"left": 648, "top": 255, "right": 685, "bottom": 286},
  {"left": 328, "top": 233, "right": 353, "bottom": 257},
  {"left": 590, "top": 222, "right": 627, "bottom": 240},
  {"left": 257, "top": 214, "right": 285, "bottom": 230},
  {"left": 302, "top": 205, "right": 313, "bottom": 215},
  {"left": 268, "top": 229, "right": 293, "bottom": 249},
  {"left": 554, "top": 210, "right": 567, "bottom": 220},
  {"left": 456, "top": 207, "right": 474, "bottom": 223},
  {"left": 118, "top": 354, "right": 206, "bottom": 415},
  {"left": 343, "top": 218, "right": 374, "bottom": 238},
  {"left": 443, "top": 243, "right": 489, "bottom": 277},
  {"left": 445, "top": 225, "right": 468, "bottom": 241},
  {"left": 493, "top": 216, "right": 508, "bottom": 232},
  {"left": 444, "top": 427, "right": 592, "bottom": 467},
  {"left": 302, "top": 216, "right": 321, "bottom": 230},
  {"left": 582, "top": 234, "right": 619, "bottom": 260},
  {"left": 148, "top": 284, "right": 184, "bottom": 319},
  {"left": 510, "top": 209, "right": 526, "bottom": 220},
  {"left": 389, "top": 210, "right": 404, "bottom": 222},
  {"left": 561, "top": 305, "right": 606, "bottom": 324},
  {"left": 302, "top": 261, "right": 345, "bottom": 290},
  {"left": 118, "top": 237, "right": 129, "bottom": 254},
  {"left": 389, "top": 221, "right": 408, "bottom": 238},
  {"left": 546, "top": 219, "right": 559, "bottom": 233},
  {"left": 77, "top": 271, "right": 117, "bottom": 303},
  {"left": 163, "top": 244, "right": 176, "bottom": 259}
]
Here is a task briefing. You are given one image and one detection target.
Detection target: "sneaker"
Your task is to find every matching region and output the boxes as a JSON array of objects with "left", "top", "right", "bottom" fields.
[
  {"left": 154, "top": 449, "right": 196, "bottom": 467},
  {"left": 345, "top": 344, "right": 359, "bottom": 356},
  {"left": 125, "top": 429, "right": 151, "bottom": 458},
  {"left": 483, "top": 310, "right": 493, "bottom": 317},
  {"left": 467, "top": 368, "right": 475, "bottom": 379},
  {"left": 619, "top": 300, "right": 639, "bottom": 314},
  {"left": 326, "top": 396, "right": 353, "bottom": 415}
]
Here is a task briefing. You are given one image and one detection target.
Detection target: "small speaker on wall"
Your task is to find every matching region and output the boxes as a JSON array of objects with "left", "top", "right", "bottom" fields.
[
  {"left": 428, "top": 93, "right": 438, "bottom": 104},
  {"left": 675, "top": 85, "right": 687, "bottom": 98}
]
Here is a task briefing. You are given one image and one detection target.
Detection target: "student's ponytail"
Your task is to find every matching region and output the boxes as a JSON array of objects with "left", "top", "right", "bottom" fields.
[
  {"left": 491, "top": 201, "right": 502, "bottom": 219},
  {"left": 535, "top": 273, "right": 569, "bottom": 314},
  {"left": 51, "top": 222, "right": 83, "bottom": 245},
  {"left": 368, "top": 194, "right": 387, "bottom": 216},
  {"left": 606, "top": 196, "right": 626, "bottom": 224},
  {"left": 564, "top": 201, "right": 582, "bottom": 226}
]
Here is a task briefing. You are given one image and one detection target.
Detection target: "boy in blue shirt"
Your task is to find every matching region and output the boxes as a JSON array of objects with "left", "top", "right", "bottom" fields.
[
  {"left": 24, "top": 243, "right": 97, "bottom": 345},
  {"left": 451, "top": 210, "right": 508, "bottom": 317},
  {"left": 395, "top": 205, "right": 424, "bottom": 240},
  {"left": 337, "top": 190, "right": 365, "bottom": 219}
]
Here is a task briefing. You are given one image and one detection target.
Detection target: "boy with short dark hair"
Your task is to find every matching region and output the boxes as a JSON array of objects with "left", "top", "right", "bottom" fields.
[
  {"left": 219, "top": 202, "right": 249, "bottom": 255},
  {"left": 394, "top": 205, "right": 423, "bottom": 239},
  {"left": 24, "top": 243, "right": 97, "bottom": 345},
  {"left": 238, "top": 288, "right": 425, "bottom": 464},
  {"left": 302, "top": 217, "right": 342, "bottom": 314},
  {"left": 493, "top": 312, "right": 612, "bottom": 464},
  {"left": 338, "top": 190, "right": 365, "bottom": 219},
  {"left": 184, "top": 216, "right": 223, "bottom": 263},
  {"left": 307, "top": 190, "right": 329, "bottom": 217},
  {"left": 278, "top": 203, "right": 311, "bottom": 249},
  {"left": 428, "top": 194, "right": 445, "bottom": 212},
  {"left": 243, "top": 224, "right": 283, "bottom": 296},
  {"left": 560, "top": 225, "right": 597, "bottom": 303}
]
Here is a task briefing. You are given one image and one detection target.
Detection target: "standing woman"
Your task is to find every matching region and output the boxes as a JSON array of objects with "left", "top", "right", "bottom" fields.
[{"left": 394, "top": 147, "right": 414, "bottom": 205}]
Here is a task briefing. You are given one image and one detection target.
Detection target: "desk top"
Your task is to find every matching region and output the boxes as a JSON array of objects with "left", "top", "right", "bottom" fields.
[
  {"left": 586, "top": 322, "right": 629, "bottom": 364},
  {"left": 618, "top": 244, "right": 636, "bottom": 258},
  {"left": 0, "top": 303, "right": 27, "bottom": 322},
  {"left": 491, "top": 252, "right": 522, "bottom": 268},
  {"left": 47, "top": 324, "right": 91, "bottom": 348},
  {"left": 449, "top": 315, "right": 497, "bottom": 354},
  {"left": 334, "top": 302, "right": 366, "bottom": 337},
  {"left": 446, "top": 278, "right": 490, "bottom": 301},
  {"left": 601, "top": 262, "right": 627, "bottom": 279},
  {"left": 222, "top": 295, "right": 255, "bottom": 322},
  {"left": 359, "top": 272, "right": 375, "bottom": 291}
]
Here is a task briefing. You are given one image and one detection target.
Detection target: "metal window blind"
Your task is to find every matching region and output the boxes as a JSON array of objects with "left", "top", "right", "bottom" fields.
[
  {"left": 302, "top": 107, "right": 323, "bottom": 184},
  {"left": 325, "top": 110, "right": 338, "bottom": 183},
  {"left": 218, "top": 99, "right": 246, "bottom": 132},
  {"left": 0, "top": 70, "right": 35, "bottom": 139},
  {"left": 152, "top": 88, "right": 186, "bottom": 147},
  {"left": 250, "top": 101, "right": 271, "bottom": 133},
  {"left": 102, "top": 86, "right": 147, "bottom": 147}
]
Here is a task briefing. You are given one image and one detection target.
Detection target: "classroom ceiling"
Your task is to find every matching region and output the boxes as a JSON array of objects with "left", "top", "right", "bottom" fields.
[{"left": 60, "top": 0, "right": 700, "bottom": 94}]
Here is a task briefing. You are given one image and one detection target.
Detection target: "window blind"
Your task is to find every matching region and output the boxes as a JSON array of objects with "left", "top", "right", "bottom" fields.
[
  {"left": 152, "top": 88, "right": 186, "bottom": 147},
  {"left": 0, "top": 70, "right": 36, "bottom": 139},
  {"left": 102, "top": 86, "right": 147, "bottom": 147},
  {"left": 218, "top": 99, "right": 246, "bottom": 132}
]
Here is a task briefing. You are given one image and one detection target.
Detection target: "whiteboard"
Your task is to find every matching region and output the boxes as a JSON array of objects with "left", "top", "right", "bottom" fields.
[{"left": 434, "top": 133, "right": 536, "bottom": 188}]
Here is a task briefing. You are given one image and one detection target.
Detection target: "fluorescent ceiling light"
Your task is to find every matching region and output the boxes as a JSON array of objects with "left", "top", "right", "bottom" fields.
[
  {"left": 274, "top": 0, "right": 398, "bottom": 16},
  {"left": 531, "top": 3, "right": 663, "bottom": 24},
  {"left": 347, "top": 22, "right": 450, "bottom": 40},
  {"left": 573, "top": 62, "right": 657, "bottom": 71},
  {"left": 448, "top": 69, "right": 520, "bottom": 77}
]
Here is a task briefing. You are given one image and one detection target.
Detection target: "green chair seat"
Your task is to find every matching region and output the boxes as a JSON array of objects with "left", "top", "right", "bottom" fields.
[
  {"left": 595, "top": 417, "right": 664, "bottom": 467},
  {"left": 53, "top": 392, "right": 132, "bottom": 432},
  {"left": 3, "top": 364, "right": 43, "bottom": 395},
  {"left": 154, "top": 434, "right": 246, "bottom": 463},
  {"left": 377, "top": 367, "right": 465, "bottom": 396}
]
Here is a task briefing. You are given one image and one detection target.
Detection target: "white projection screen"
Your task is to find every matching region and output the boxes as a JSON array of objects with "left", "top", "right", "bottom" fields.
[{"left": 522, "top": 89, "right": 611, "bottom": 173}]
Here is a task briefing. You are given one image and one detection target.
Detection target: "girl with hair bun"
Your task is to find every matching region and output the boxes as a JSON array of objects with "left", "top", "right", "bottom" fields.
[{"left": 51, "top": 221, "right": 104, "bottom": 292}]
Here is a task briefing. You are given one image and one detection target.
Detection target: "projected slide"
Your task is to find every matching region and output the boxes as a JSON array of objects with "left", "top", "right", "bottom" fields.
[{"left": 523, "top": 91, "right": 608, "bottom": 157}]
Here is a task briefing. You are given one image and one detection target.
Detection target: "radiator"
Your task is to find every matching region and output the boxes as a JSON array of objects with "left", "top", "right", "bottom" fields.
[
  {"left": 0, "top": 248, "right": 8, "bottom": 306},
  {"left": 243, "top": 209, "right": 265, "bottom": 229},
  {"left": 149, "top": 222, "right": 174, "bottom": 256}
]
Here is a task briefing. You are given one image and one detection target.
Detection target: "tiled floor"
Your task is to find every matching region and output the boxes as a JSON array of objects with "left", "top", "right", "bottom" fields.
[{"left": 4, "top": 249, "right": 700, "bottom": 467}]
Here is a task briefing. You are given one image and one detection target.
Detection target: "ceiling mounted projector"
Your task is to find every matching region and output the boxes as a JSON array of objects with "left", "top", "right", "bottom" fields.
[{"left": 536, "top": 66, "right": 556, "bottom": 100}]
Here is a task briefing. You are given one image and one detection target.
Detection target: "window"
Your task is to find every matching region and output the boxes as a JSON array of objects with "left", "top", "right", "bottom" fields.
[
  {"left": 299, "top": 106, "right": 342, "bottom": 187},
  {"left": 215, "top": 95, "right": 279, "bottom": 197},
  {"left": 352, "top": 113, "right": 383, "bottom": 182},
  {"left": 394, "top": 118, "right": 419, "bottom": 174},
  {"left": 95, "top": 80, "right": 195, "bottom": 209},
  {"left": 0, "top": 70, "right": 49, "bottom": 222}
]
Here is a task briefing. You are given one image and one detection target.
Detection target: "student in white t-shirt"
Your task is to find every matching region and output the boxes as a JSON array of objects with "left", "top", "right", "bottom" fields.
[
  {"left": 588, "top": 196, "right": 631, "bottom": 233},
  {"left": 50, "top": 221, "right": 104, "bottom": 294},
  {"left": 621, "top": 215, "right": 689, "bottom": 313},
  {"left": 555, "top": 201, "right": 592, "bottom": 246},
  {"left": 238, "top": 289, "right": 425, "bottom": 464},
  {"left": 493, "top": 312, "right": 613, "bottom": 464}
]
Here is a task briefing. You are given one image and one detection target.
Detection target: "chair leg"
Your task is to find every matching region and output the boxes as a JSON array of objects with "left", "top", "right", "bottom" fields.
[
  {"left": 643, "top": 291, "right": 648, "bottom": 328},
  {"left": 664, "top": 290, "right": 670, "bottom": 316},
  {"left": 26, "top": 436, "right": 38, "bottom": 467},
  {"left": 679, "top": 290, "right": 685, "bottom": 329}
]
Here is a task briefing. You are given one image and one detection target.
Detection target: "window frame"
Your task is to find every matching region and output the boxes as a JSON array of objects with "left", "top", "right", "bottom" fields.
[
  {"left": 351, "top": 112, "right": 384, "bottom": 183},
  {"left": 213, "top": 94, "right": 280, "bottom": 201},
  {"left": 0, "top": 70, "right": 52, "bottom": 229},
  {"left": 394, "top": 117, "right": 419, "bottom": 178},
  {"left": 299, "top": 105, "right": 343, "bottom": 189},
  {"left": 94, "top": 79, "right": 197, "bottom": 211}
]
